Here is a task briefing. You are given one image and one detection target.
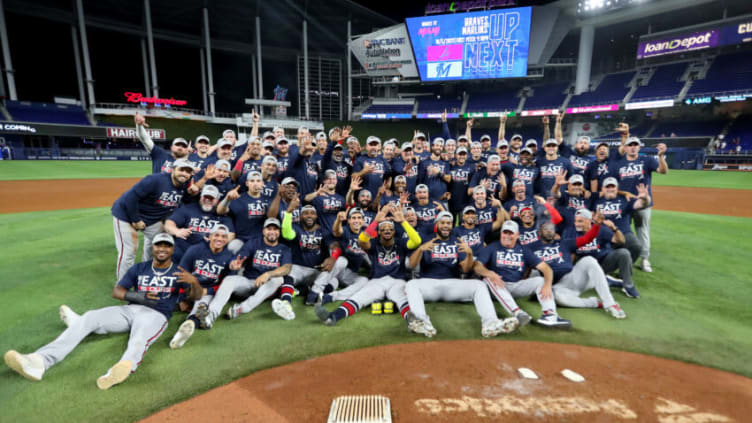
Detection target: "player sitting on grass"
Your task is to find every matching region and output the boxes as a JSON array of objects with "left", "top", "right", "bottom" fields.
[{"left": 5, "top": 234, "right": 203, "bottom": 390}]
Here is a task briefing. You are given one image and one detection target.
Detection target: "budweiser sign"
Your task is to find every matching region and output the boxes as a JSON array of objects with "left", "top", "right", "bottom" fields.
[
  {"left": 124, "top": 92, "right": 187, "bottom": 106},
  {"left": 107, "top": 127, "right": 166, "bottom": 139}
]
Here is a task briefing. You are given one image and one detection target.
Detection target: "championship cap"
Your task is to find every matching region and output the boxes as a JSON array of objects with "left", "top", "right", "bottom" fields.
[
  {"left": 445, "top": 138, "right": 456, "bottom": 144},
  {"left": 324, "top": 169, "right": 337, "bottom": 179},
  {"left": 480, "top": 134, "right": 491, "bottom": 142},
  {"left": 544, "top": 138, "right": 558, "bottom": 146},
  {"left": 248, "top": 136, "right": 261, "bottom": 144},
  {"left": 384, "top": 138, "right": 398, "bottom": 147},
  {"left": 358, "top": 189, "right": 372, "bottom": 198},
  {"left": 347, "top": 136, "right": 359, "bottom": 144},
  {"left": 432, "top": 137, "right": 445, "bottom": 145},
  {"left": 172, "top": 138, "right": 189, "bottom": 147},
  {"left": 487, "top": 154, "right": 501, "bottom": 163},
  {"left": 301, "top": 205, "right": 317, "bottom": 213},
  {"left": 575, "top": 209, "right": 593, "bottom": 220},
  {"left": 603, "top": 177, "right": 619, "bottom": 187},
  {"left": 512, "top": 179, "right": 526, "bottom": 187},
  {"left": 471, "top": 141, "right": 482, "bottom": 148},
  {"left": 462, "top": 205, "right": 477, "bottom": 215},
  {"left": 272, "top": 126, "right": 283, "bottom": 133},
  {"left": 245, "top": 171, "right": 262, "bottom": 181},
  {"left": 367, "top": 136, "right": 381, "bottom": 145},
  {"left": 626, "top": 136, "right": 642, "bottom": 146},
  {"left": 262, "top": 141, "right": 274, "bottom": 149},
  {"left": 378, "top": 220, "right": 395, "bottom": 229},
  {"left": 263, "top": 218, "right": 281, "bottom": 228},
  {"left": 262, "top": 155, "right": 277, "bottom": 165},
  {"left": 415, "top": 184, "right": 429, "bottom": 192},
  {"left": 415, "top": 132, "right": 427, "bottom": 140},
  {"left": 472, "top": 185, "right": 487, "bottom": 194},
  {"left": 596, "top": 141, "right": 610, "bottom": 149},
  {"left": 172, "top": 158, "right": 195, "bottom": 172},
  {"left": 497, "top": 138, "right": 509, "bottom": 147},
  {"left": 281, "top": 176, "right": 299, "bottom": 186},
  {"left": 435, "top": 211, "right": 453, "bottom": 223},
  {"left": 578, "top": 135, "right": 592, "bottom": 143},
  {"left": 222, "top": 129, "right": 236, "bottom": 138},
  {"left": 333, "top": 143, "right": 344, "bottom": 150},
  {"left": 520, "top": 147, "right": 534, "bottom": 155},
  {"left": 458, "top": 135, "right": 469, "bottom": 142},
  {"left": 511, "top": 134, "right": 523, "bottom": 141},
  {"left": 456, "top": 146, "right": 468, "bottom": 154},
  {"left": 501, "top": 220, "right": 520, "bottom": 234},
  {"left": 526, "top": 139, "right": 538, "bottom": 147},
  {"left": 276, "top": 137, "right": 289, "bottom": 144},
  {"left": 394, "top": 175, "right": 407, "bottom": 182},
  {"left": 216, "top": 138, "right": 233, "bottom": 148},
  {"left": 401, "top": 142, "right": 414, "bottom": 151},
  {"left": 348, "top": 207, "right": 364, "bottom": 217},
  {"left": 152, "top": 232, "right": 175, "bottom": 245},
  {"left": 569, "top": 174, "right": 584, "bottom": 185},
  {"left": 263, "top": 131, "right": 275, "bottom": 139},
  {"left": 210, "top": 224, "right": 230, "bottom": 235},
  {"left": 328, "top": 127, "right": 340, "bottom": 138},
  {"left": 201, "top": 184, "right": 220, "bottom": 198},
  {"left": 214, "top": 159, "right": 231, "bottom": 171},
  {"left": 195, "top": 135, "right": 210, "bottom": 144}
]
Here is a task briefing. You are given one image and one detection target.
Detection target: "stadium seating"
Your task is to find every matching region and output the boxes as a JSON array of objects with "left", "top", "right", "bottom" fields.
[
  {"left": 568, "top": 71, "right": 635, "bottom": 107},
  {"left": 361, "top": 104, "right": 414, "bottom": 115},
  {"left": 6, "top": 101, "right": 91, "bottom": 125},
  {"left": 465, "top": 89, "right": 520, "bottom": 113},
  {"left": 651, "top": 121, "right": 725, "bottom": 138},
  {"left": 687, "top": 51, "right": 752, "bottom": 96},
  {"left": 524, "top": 82, "right": 569, "bottom": 110},
  {"left": 631, "top": 62, "right": 687, "bottom": 101},
  {"left": 724, "top": 118, "right": 752, "bottom": 152},
  {"left": 416, "top": 97, "right": 463, "bottom": 114}
]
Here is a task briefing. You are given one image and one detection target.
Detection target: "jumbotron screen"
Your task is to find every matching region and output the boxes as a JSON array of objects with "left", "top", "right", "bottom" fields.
[{"left": 405, "top": 7, "right": 532, "bottom": 82}]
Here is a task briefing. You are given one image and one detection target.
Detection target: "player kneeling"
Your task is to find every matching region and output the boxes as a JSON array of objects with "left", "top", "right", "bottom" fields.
[
  {"left": 5, "top": 234, "right": 202, "bottom": 389},
  {"left": 405, "top": 212, "right": 519, "bottom": 338}
]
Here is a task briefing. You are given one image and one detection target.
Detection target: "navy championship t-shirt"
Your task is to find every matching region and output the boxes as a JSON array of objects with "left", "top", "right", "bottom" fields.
[
  {"left": 227, "top": 194, "right": 270, "bottom": 241},
  {"left": 419, "top": 234, "right": 467, "bottom": 279},
  {"left": 476, "top": 242, "right": 541, "bottom": 283},
  {"left": 366, "top": 236, "right": 411, "bottom": 280},
  {"left": 167, "top": 203, "right": 234, "bottom": 255},
  {"left": 112, "top": 173, "right": 189, "bottom": 226},
  {"left": 179, "top": 242, "right": 235, "bottom": 292},
  {"left": 117, "top": 261, "right": 187, "bottom": 320},
  {"left": 238, "top": 238, "right": 292, "bottom": 280}
]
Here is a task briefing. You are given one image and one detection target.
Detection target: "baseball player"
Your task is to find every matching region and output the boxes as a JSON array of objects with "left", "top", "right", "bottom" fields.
[
  {"left": 232, "top": 136, "right": 265, "bottom": 179},
  {"left": 502, "top": 147, "right": 539, "bottom": 198},
  {"left": 378, "top": 175, "right": 410, "bottom": 209},
  {"left": 198, "top": 218, "right": 293, "bottom": 327},
  {"left": 469, "top": 155, "right": 506, "bottom": 200},
  {"left": 163, "top": 185, "right": 235, "bottom": 262},
  {"left": 134, "top": 113, "right": 190, "bottom": 174},
  {"left": 412, "top": 184, "right": 446, "bottom": 233},
  {"left": 575, "top": 207, "right": 641, "bottom": 298},
  {"left": 613, "top": 135, "right": 668, "bottom": 272},
  {"left": 268, "top": 177, "right": 301, "bottom": 225},
  {"left": 418, "top": 137, "right": 451, "bottom": 202},
  {"left": 111, "top": 158, "right": 198, "bottom": 281},
  {"left": 551, "top": 173, "right": 592, "bottom": 238},
  {"left": 314, "top": 205, "right": 421, "bottom": 326},
  {"left": 447, "top": 146, "right": 475, "bottom": 216},
  {"left": 189, "top": 135, "right": 212, "bottom": 169},
  {"left": 169, "top": 225, "right": 239, "bottom": 349},
  {"left": 527, "top": 216, "right": 627, "bottom": 319},
  {"left": 405, "top": 212, "right": 520, "bottom": 338},
  {"left": 569, "top": 136, "right": 594, "bottom": 177},
  {"left": 537, "top": 138, "right": 574, "bottom": 198},
  {"left": 467, "top": 185, "right": 508, "bottom": 242},
  {"left": 592, "top": 176, "right": 651, "bottom": 267},
  {"left": 274, "top": 137, "right": 293, "bottom": 175},
  {"left": 586, "top": 141, "right": 617, "bottom": 193},
  {"left": 390, "top": 143, "right": 419, "bottom": 194},
  {"left": 320, "top": 134, "right": 352, "bottom": 196},
  {"left": 5, "top": 233, "right": 202, "bottom": 389},
  {"left": 284, "top": 134, "right": 320, "bottom": 197},
  {"left": 309, "top": 170, "right": 346, "bottom": 237},
  {"left": 256, "top": 155, "right": 280, "bottom": 198},
  {"left": 474, "top": 220, "right": 572, "bottom": 328},
  {"left": 345, "top": 183, "right": 377, "bottom": 226},
  {"left": 352, "top": 136, "right": 391, "bottom": 198},
  {"left": 452, "top": 206, "right": 488, "bottom": 256},
  {"left": 503, "top": 179, "right": 538, "bottom": 219},
  {"left": 305, "top": 207, "right": 370, "bottom": 305},
  {"left": 219, "top": 171, "right": 274, "bottom": 252},
  {"left": 412, "top": 132, "right": 430, "bottom": 162}
]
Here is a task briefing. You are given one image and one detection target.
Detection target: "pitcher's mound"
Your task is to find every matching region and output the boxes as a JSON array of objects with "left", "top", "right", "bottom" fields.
[{"left": 141, "top": 340, "right": 752, "bottom": 422}]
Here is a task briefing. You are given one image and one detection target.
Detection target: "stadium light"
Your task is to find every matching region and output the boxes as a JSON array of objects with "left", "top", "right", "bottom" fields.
[{"left": 577, "top": 0, "right": 651, "bottom": 17}]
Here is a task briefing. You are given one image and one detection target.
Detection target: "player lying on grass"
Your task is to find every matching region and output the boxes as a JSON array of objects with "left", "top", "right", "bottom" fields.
[{"left": 5, "top": 233, "right": 203, "bottom": 390}]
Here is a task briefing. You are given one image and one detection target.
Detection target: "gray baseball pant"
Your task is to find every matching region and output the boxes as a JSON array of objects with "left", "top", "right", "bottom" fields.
[
  {"left": 484, "top": 276, "right": 558, "bottom": 316},
  {"left": 208, "top": 275, "right": 284, "bottom": 321},
  {"left": 112, "top": 217, "right": 162, "bottom": 282},
  {"left": 553, "top": 256, "right": 617, "bottom": 309},
  {"left": 36, "top": 305, "right": 167, "bottom": 372},
  {"left": 311, "top": 257, "right": 369, "bottom": 300},
  {"left": 599, "top": 248, "right": 636, "bottom": 288},
  {"left": 348, "top": 276, "right": 407, "bottom": 310},
  {"left": 406, "top": 278, "right": 499, "bottom": 326},
  {"left": 633, "top": 207, "right": 652, "bottom": 259}
]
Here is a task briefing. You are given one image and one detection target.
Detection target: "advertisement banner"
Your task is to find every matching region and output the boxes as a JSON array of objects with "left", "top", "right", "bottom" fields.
[
  {"left": 417, "top": 112, "right": 460, "bottom": 119},
  {"left": 361, "top": 113, "right": 413, "bottom": 120},
  {"left": 463, "top": 111, "right": 516, "bottom": 118},
  {"left": 106, "top": 127, "right": 167, "bottom": 139},
  {"left": 566, "top": 104, "right": 619, "bottom": 114},
  {"left": 405, "top": 7, "right": 532, "bottom": 81},
  {"left": 350, "top": 24, "right": 419, "bottom": 78},
  {"left": 637, "top": 15, "right": 752, "bottom": 60},
  {"left": 520, "top": 109, "right": 559, "bottom": 116},
  {"left": 625, "top": 99, "right": 675, "bottom": 110}
]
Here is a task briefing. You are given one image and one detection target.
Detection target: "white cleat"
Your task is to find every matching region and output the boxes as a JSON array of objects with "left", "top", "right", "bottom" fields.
[
  {"left": 59, "top": 304, "right": 80, "bottom": 327},
  {"left": 4, "top": 350, "right": 45, "bottom": 381},
  {"left": 96, "top": 360, "right": 132, "bottom": 390},
  {"left": 169, "top": 320, "right": 195, "bottom": 349},
  {"left": 481, "top": 317, "right": 519, "bottom": 338},
  {"left": 271, "top": 299, "right": 296, "bottom": 320},
  {"left": 641, "top": 258, "right": 653, "bottom": 273},
  {"left": 605, "top": 304, "right": 627, "bottom": 319},
  {"left": 405, "top": 312, "right": 437, "bottom": 338}
]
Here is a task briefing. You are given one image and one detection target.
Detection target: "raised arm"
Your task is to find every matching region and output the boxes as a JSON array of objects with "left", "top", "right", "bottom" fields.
[
  {"left": 134, "top": 113, "right": 155, "bottom": 153},
  {"left": 498, "top": 114, "right": 507, "bottom": 143},
  {"left": 656, "top": 143, "right": 668, "bottom": 174},
  {"left": 554, "top": 112, "right": 564, "bottom": 143},
  {"left": 542, "top": 115, "right": 550, "bottom": 143},
  {"left": 465, "top": 118, "right": 474, "bottom": 141}
]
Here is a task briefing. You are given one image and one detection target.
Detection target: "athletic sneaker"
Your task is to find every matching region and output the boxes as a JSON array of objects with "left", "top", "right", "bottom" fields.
[
  {"left": 271, "top": 299, "right": 295, "bottom": 320},
  {"left": 195, "top": 303, "right": 213, "bottom": 328},
  {"left": 481, "top": 318, "right": 519, "bottom": 337},
  {"left": 605, "top": 304, "right": 627, "bottom": 319},
  {"left": 59, "top": 304, "right": 79, "bottom": 327},
  {"left": 641, "top": 258, "right": 653, "bottom": 273},
  {"left": 169, "top": 320, "right": 195, "bottom": 349},
  {"left": 314, "top": 303, "right": 336, "bottom": 326},
  {"left": 622, "top": 285, "right": 641, "bottom": 299},
  {"left": 405, "top": 312, "right": 436, "bottom": 338},
  {"left": 515, "top": 310, "right": 532, "bottom": 327},
  {"left": 96, "top": 360, "right": 132, "bottom": 390},
  {"left": 536, "top": 312, "right": 572, "bottom": 329},
  {"left": 606, "top": 276, "right": 624, "bottom": 289},
  {"left": 4, "top": 351, "right": 45, "bottom": 381},
  {"left": 226, "top": 304, "right": 241, "bottom": 320}
]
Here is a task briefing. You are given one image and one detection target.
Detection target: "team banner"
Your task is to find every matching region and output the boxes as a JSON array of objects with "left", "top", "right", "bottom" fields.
[
  {"left": 405, "top": 7, "right": 532, "bottom": 81},
  {"left": 637, "top": 15, "right": 752, "bottom": 59},
  {"left": 349, "top": 24, "right": 419, "bottom": 78}
]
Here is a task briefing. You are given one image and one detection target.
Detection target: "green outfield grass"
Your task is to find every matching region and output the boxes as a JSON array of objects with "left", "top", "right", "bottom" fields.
[
  {"left": 0, "top": 207, "right": 751, "bottom": 422},
  {"left": 653, "top": 169, "right": 752, "bottom": 190},
  {"left": 0, "top": 161, "right": 150, "bottom": 180}
]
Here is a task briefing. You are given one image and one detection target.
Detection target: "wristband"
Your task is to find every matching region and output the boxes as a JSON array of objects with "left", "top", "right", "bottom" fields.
[{"left": 124, "top": 291, "right": 158, "bottom": 308}]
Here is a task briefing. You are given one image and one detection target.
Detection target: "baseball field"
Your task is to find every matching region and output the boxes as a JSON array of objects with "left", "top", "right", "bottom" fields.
[{"left": 1, "top": 162, "right": 751, "bottom": 422}]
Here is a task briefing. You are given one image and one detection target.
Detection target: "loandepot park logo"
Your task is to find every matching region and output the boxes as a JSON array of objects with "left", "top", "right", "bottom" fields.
[{"left": 640, "top": 31, "right": 717, "bottom": 57}]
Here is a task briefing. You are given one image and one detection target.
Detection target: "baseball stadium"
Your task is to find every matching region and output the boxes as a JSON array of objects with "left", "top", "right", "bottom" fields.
[{"left": 1, "top": 0, "right": 752, "bottom": 422}]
